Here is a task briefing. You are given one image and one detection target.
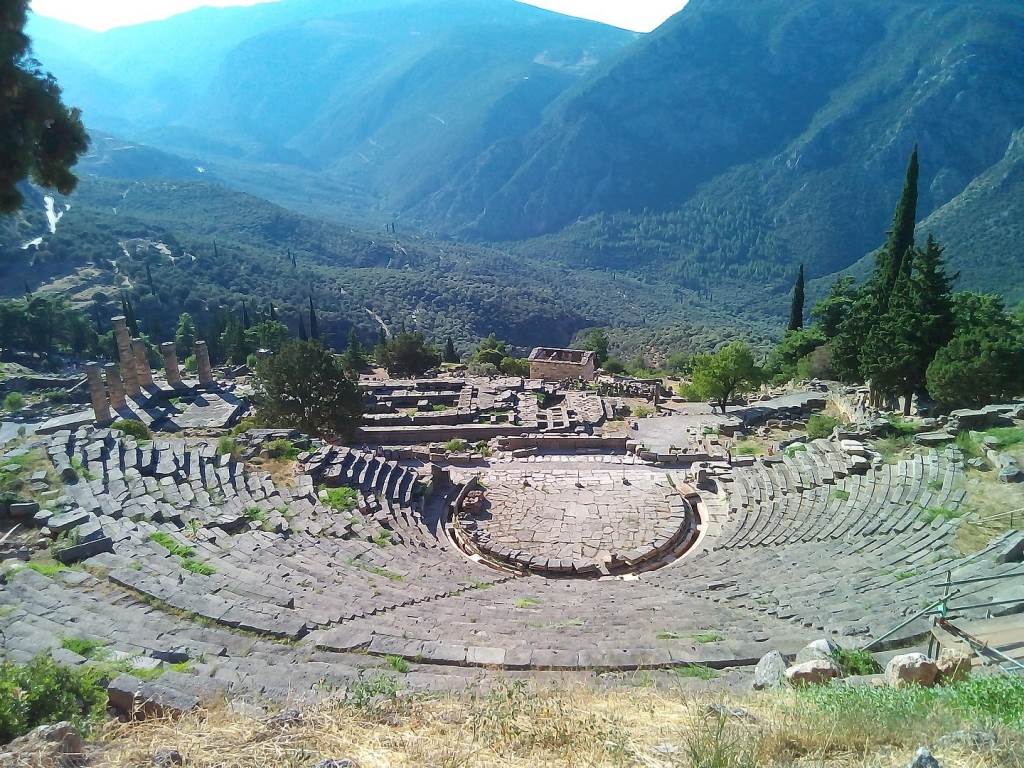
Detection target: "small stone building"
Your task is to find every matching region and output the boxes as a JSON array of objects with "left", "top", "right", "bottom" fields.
[{"left": 528, "top": 347, "right": 596, "bottom": 381}]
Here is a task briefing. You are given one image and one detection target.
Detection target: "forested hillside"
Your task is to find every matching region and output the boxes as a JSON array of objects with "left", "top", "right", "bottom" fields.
[{"left": 0, "top": 168, "right": 771, "bottom": 358}]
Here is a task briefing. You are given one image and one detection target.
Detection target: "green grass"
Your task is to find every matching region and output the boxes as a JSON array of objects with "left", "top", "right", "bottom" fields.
[
  {"left": 385, "top": 655, "right": 410, "bottom": 674},
  {"left": 927, "top": 479, "right": 945, "bottom": 491},
  {"left": 955, "top": 431, "right": 984, "bottom": 460},
  {"left": 371, "top": 529, "right": 394, "bottom": 547},
  {"left": 669, "top": 664, "right": 719, "bottom": 681},
  {"left": 919, "top": 505, "right": 964, "bottom": 524},
  {"left": 149, "top": 532, "right": 215, "bottom": 575},
  {"left": 431, "top": 404, "right": 448, "bottom": 412},
  {"left": 216, "top": 436, "right": 241, "bottom": 461},
  {"left": 829, "top": 647, "right": 881, "bottom": 676},
  {"left": 443, "top": 439, "right": 468, "bottom": 453},
  {"left": 798, "top": 675, "right": 1024, "bottom": 729},
  {"left": 60, "top": 636, "right": 108, "bottom": 659},
  {"left": 806, "top": 414, "right": 842, "bottom": 440},
  {"left": 26, "top": 561, "right": 69, "bottom": 577},
  {"left": 321, "top": 485, "right": 358, "bottom": 512},
  {"left": 265, "top": 438, "right": 299, "bottom": 460},
  {"left": 149, "top": 532, "right": 195, "bottom": 558},
  {"left": 656, "top": 631, "right": 684, "bottom": 640},
  {"left": 874, "top": 435, "right": 914, "bottom": 463},
  {"left": 892, "top": 569, "right": 918, "bottom": 581},
  {"left": 884, "top": 414, "right": 918, "bottom": 437},
  {"left": 733, "top": 439, "right": 767, "bottom": 457},
  {"left": 348, "top": 674, "right": 400, "bottom": 707},
  {"left": 830, "top": 489, "right": 850, "bottom": 501},
  {"left": 631, "top": 405, "right": 655, "bottom": 418},
  {"left": 70, "top": 456, "right": 96, "bottom": 481},
  {"left": 2, "top": 392, "right": 24, "bottom": 412},
  {"left": 692, "top": 632, "right": 724, "bottom": 644},
  {"left": 180, "top": 558, "right": 216, "bottom": 576},
  {"left": 111, "top": 418, "right": 150, "bottom": 441},
  {"left": 515, "top": 597, "right": 541, "bottom": 609},
  {"left": 986, "top": 426, "right": 1024, "bottom": 449},
  {"left": 471, "top": 581, "right": 493, "bottom": 590},
  {"left": 346, "top": 557, "right": 403, "bottom": 582},
  {"left": 784, "top": 443, "right": 807, "bottom": 457},
  {"left": 244, "top": 506, "right": 269, "bottom": 525}
]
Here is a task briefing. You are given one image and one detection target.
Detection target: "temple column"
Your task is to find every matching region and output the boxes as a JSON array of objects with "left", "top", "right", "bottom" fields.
[
  {"left": 161, "top": 342, "right": 182, "bottom": 385},
  {"left": 111, "top": 316, "right": 140, "bottom": 395},
  {"left": 132, "top": 338, "right": 154, "bottom": 388},
  {"left": 194, "top": 341, "right": 214, "bottom": 386},
  {"left": 105, "top": 364, "right": 126, "bottom": 411},
  {"left": 85, "top": 363, "right": 111, "bottom": 423}
]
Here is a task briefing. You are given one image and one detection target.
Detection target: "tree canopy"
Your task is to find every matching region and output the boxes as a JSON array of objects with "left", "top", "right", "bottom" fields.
[
  {"left": 253, "top": 340, "right": 363, "bottom": 438},
  {"left": 1, "top": 1, "right": 89, "bottom": 213},
  {"left": 690, "top": 341, "right": 762, "bottom": 413},
  {"left": 375, "top": 330, "right": 441, "bottom": 377}
]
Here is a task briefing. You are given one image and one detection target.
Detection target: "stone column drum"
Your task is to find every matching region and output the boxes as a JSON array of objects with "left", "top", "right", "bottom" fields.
[
  {"left": 161, "top": 342, "right": 182, "bottom": 386},
  {"left": 132, "top": 338, "right": 154, "bottom": 388},
  {"left": 111, "top": 316, "right": 140, "bottom": 395},
  {"left": 194, "top": 340, "right": 214, "bottom": 386},
  {"left": 104, "top": 363, "right": 126, "bottom": 411},
  {"left": 84, "top": 362, "right": 111, "bottom": 423}
]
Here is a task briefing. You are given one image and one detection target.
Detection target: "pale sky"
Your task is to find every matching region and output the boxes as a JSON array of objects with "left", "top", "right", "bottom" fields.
[{"left": 31, "top": 0, "right": 687, "bottom": 33}]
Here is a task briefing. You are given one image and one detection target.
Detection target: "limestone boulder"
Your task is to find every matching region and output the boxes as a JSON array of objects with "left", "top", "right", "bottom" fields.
[
  {"left": 0, "top": 721, "right": 84, "bottom": 768},
  {"left": 784, "top": 659, "right": 840, "bottom": 686},
  {"left": 795, "top": 638, "right": 839, "bottom": 664},
  {"left": 751, "top": 650, "right": 787, "bottom": 690},
  {"left": 906, "top": 747, "right": 941, "bottom": 768},
  {"left": 935, "top": 649, "right": 972, "bottom": 684},
  {"left": 885, "top": 653, "right": 938, "bottom": 688}
]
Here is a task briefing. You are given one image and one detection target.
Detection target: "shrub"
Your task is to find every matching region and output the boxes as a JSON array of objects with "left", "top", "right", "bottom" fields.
[
  {"left": 2, "top": 392, "right": 24, "bottom": 412},
  {"left": 216, "top": 436, "right": 241, "bottom": 460},
  {"left": 321, "top": 486, "right": 358, "bottom": 512},
  {"left": 265, "top": 438, "right": 299, "bottom": 460},
  {"left": 631, "top": 405, "right": 655, "bottom": 418},
  {"left": 111, "top": 418, "right": 150, "bottom": 441},
  {"left": 806, "top": 414, "right": 841, "bottom": 440},
  {"left": 603, "top": 358, "right": 625, "bottom": 374},
  {"left": 885, "top": 414, "right": 917, "bottom": 437},
  {"left": 385, "top": 655, "right": 410, "bottom": 673},
  {"left": 676, "top": 383, "right": 702, "bottom": 401},
  {"left": 830, "top": 647, "right": 881, "bottom": 676},
  {"left": 180, "top": 558, "right": 216, "bottom": 576},
  {"left": 0, "top": 655, "right": 107, "bottom": 743},
  {"left": 444, "top": 439, "right": 468, "bottom": 453},
  {"left": 498, "top": 357, "right": 530, "bottom": 377}
]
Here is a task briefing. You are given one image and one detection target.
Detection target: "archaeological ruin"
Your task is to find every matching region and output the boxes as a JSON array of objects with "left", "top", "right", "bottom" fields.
[{"left": 1, "top": 320, "right": 1022, "bottom": 715}]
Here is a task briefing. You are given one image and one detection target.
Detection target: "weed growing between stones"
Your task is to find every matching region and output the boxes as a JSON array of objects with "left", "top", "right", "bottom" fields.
[
  {"left": 320, "top": 485, "right": 358, "bottom": 512},
  {"left": 514, "top": 597, "right": 540, "bottom": 609},
  {"left": 215, "top": 436, "right": 241, "bottom": 460},
  {"left": 806, "top": 414, "right": 842, "bottom": 439},
  {"left": 829, "top": 647, "right": 881, "bottom": 676},
  {"left": 693, "top": 631, "right": 725, "bottom": 644},
  {"left": 670, "top": 665, "right": 719, "bottom": 681},
  {"left": 149, "top": 532, "right": 217, "bottom": 575},
  {"left": 385, "top": 655, "right": 410, "bottom": 674},
  {"left": 111, "top": 419, "right": 150, "bottom": 441}
]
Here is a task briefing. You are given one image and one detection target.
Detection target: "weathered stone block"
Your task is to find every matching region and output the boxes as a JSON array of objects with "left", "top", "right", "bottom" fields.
[
  {"left": 884, "top": 653, "right": 938, "bottom": 688},
  {"left": 784, "top": 659, "right": 840, "bottom": 686}
]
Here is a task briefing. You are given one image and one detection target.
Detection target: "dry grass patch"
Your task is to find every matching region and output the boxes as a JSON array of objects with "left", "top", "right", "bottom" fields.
[{"left": 91, "top": 682, "right": 1024, "bottom": 768}]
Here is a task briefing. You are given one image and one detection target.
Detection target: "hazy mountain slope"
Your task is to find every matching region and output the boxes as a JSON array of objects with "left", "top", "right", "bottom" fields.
[
  {"left": 416, "top": 0, "right": 1024, "bottom": 296},
  {"left": 28, "top": 1, "right": 632, "bottom": 207}
]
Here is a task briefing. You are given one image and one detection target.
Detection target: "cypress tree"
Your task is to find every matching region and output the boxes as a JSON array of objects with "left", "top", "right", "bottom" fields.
[
  {"left": 145, "top": 262, "right": 155, "bottom": 293},
  {"left": 874, "top": 145, "right": 919, "bottom": 310},
  {"left": 377, "top": 327, "right": 387, "bottom": 347},
  {"left": 308, "top": 296, "right": 319, "bottom": 340},
  {"left": 297, "top": 314, "right": 308, "bottom": 342},
  {"left": 443, "top": 336, "right": 458, "bottom": 364},
  {"left": 241, "top": 299, "right": 250, "bottom": 329},
  {"left": 213, "top": 240, "right": 219, "bottom": 259},
  {"left": 269, "top": 302, "right": 277, "bottom": 322},
  {"left": 788, "top": 264, "right": 805, "bottom": 331}
]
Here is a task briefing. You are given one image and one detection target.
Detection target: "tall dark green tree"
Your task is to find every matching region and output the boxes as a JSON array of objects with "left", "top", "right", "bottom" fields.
[
  {"left": 874, "top": 145, "right": 919, "bottom": 311},
  {"left": 343, "top": 327, "right": 365, "bottom": 373},
  {"left": 297, "top": 313, "right": 308, "bottom": 342},
  {"left": 308, "top": 296, "right": 319, "bottom": 340},
  {"left": 0, "top": 1, "right": 89, "bottom": 213},
  {"left": 788, "top": 264, "right": 805, "bottom": 331},
  {"left": 443, "top": 336, "right": 459, "bottom": 364},
  {"left": 860, "top": 234, "right": 955, "bottom": 413}
]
